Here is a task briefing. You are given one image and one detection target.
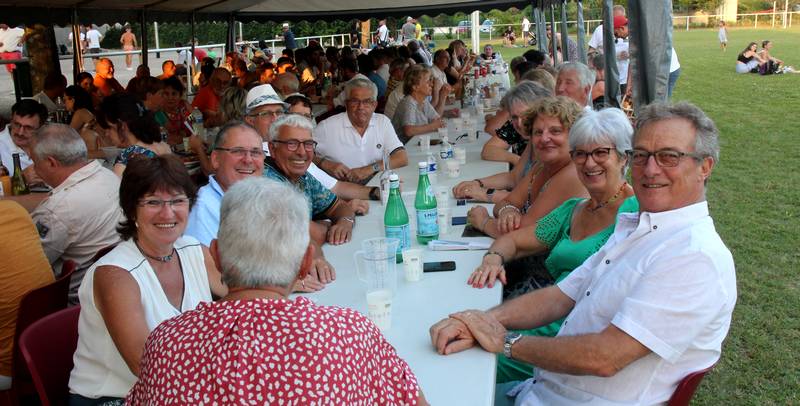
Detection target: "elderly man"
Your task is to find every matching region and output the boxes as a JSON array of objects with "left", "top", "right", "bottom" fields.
[
  {"left": 314, "top": 78, "right": 408, "bottom": 184},
  {"left": 93, "top": 58, "right": 125, "bottom": 99},
  {"left": 126, "top": 178, "right": 426, "bottom": 405},
  {"left": 555, "top": 61, "right": 594, "bottom": 109},
  {"left": 0, "top": 100, "right": 47, "bottom": 183},
  {"left": 192, "top": 67, "right": 231, "bottom": 127},
  {"left": 30, "top": 124, "right": 122, "bottom": 303},
  {"left": 271, "top": 72, "right": 300, "bottom": 98},
  {"left": 246, "top": 84, "right": 378, "bottom": 211},
  {"left": 185, "top": 121, "right": 331, "bottom": 290},
  {"left": 264, "top": 114, "right": 356, "bottom": 246},
  {"left": 431, "top": 102, "right": 736, "bottom": 405}
]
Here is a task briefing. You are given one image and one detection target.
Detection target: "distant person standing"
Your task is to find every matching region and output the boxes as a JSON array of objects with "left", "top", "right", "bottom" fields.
[
  {"left": 85, "top": 24, "right": 103, "bottom": 63},
  {"left": 717, "top": 21, "right": 728, "bottom": 52},
  {"left": 415, "top": 18, "right": 423, "bottom": 40},
  {"left": 587, "top": 5, "right": 625, "bottom": 56},
  {"left": 0, "top": 24, "right": 26, "bottom": 73},
  {"left": 401, "top": 17, "right": 416, "bottom": 42},
  {"left": 120, "top": 25, "right": 137, "bottom": 71},
  {"left": 282, "top": 23, "right": 297, "bottom": 50},
  {"left": 521, "top": 17, "right": 531, "bottom": 46},
  {"left": 376, "top": 19, "right": 389, "bottom": 47}
]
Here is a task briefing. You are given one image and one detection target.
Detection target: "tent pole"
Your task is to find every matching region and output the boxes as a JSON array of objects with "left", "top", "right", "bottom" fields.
[
  {"left": 576, "top": 0, "right": 587, "bottom": 64},
  {"left": 536, "top": 2, "right": 547, "bottom": 56},
  {"left": 71, "top": 7, "right": 83, "bottom": 82},
  {"left": 226, "top": 13, "right": 235, "bottom": 54},
  {"left": 140, "top": 9, "right": 149, "bottom": 69},
  {"left": 601, "top": 0, "right": 620, "bottom": 108},
  {"left": 560, "top": 0, "right": 569, "bottom": 61},
  {"left": 549, "top": 3, "right": 558, "bottom": 63},
  {"left": 189, "top": 11, "right": 196, "bottom": 95}
]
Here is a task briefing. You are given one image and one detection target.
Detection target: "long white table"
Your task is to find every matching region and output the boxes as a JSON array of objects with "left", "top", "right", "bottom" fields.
[{"left": 302, "top": 127, "right": 509, "bottom": 405}]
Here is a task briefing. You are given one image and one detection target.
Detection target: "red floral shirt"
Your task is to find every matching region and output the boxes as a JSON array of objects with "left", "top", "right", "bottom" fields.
[{"left": 126, "top": 297, "right": 420, "bottom": 405}]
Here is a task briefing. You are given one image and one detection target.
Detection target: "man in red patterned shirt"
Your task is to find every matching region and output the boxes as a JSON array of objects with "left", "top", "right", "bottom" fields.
[{"left": 127, "top": 177, "right": 427, "bottom": 405}]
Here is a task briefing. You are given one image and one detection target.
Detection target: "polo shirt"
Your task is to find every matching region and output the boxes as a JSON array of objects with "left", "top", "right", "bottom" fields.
[
  {"left": 31, "top": 160, "right": 122, "bottom": 302},
  {"left": 512, "top": 201, "right": 737, "bottom": 405},
  {"left": 262, "top": 156, "right": 337, "bottom": 218},
  {"left": 85, "top": 29, "right": 102, "bottom": 49},
  {"left": 314, "top": 112, "right": 403, "bottom": 169},
  {"left": 184, "top": 175, "right": 224, "bottom": 247},
  {"left": 0, "top": 125, "right": 32, "bottom": 171},
  {"left": 262, "top": 142, "right": 337, "bottom": 190}
]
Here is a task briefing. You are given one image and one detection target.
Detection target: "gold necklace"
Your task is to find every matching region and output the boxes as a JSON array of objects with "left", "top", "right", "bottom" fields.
[{"left": 586, "top": 182, "right": 628, "bottom": 212}]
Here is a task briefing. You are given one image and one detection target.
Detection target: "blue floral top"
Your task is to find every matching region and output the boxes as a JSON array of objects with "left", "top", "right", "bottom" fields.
[
  {"left": 114, "top": 145, "right": 157, "bottom": 165},
  {"left": 262, "top": 157, "right": 337, "bottom": 217}
]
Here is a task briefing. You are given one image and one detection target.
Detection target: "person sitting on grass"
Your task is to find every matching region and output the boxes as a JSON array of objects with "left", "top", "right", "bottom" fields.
[{"left": 735, "top": 42, "right": 767, "bottom": 74}]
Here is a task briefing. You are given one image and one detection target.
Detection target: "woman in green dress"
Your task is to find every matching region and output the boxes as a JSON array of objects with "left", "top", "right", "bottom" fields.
[{"left": 466, "top": 107, "right": 639, "bottom": 383}]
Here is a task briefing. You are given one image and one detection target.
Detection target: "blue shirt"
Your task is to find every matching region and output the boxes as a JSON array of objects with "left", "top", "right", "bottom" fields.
[
  {"left": 184, "top": 175, "right": 224, "bottom": 246},
  {"left": 262, "top": 157, "right": 337, "bottom": 217},
  {"left": 283, "top": 30, "right": 297, "bottom": 50},
  {"left": 367, "top": 72, "right": 387, "bottom": 98}
]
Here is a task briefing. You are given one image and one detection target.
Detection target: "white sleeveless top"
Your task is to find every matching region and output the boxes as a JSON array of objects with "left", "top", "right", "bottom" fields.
[{"left": 69, "top": 236, "right": 213, "bottom": 399}]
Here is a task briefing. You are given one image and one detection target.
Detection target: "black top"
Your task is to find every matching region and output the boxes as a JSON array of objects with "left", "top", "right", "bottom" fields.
[
  {"left": 737, "top": 53, "right": 753, "bottom": 64},
  {"left": 496, "top": 120, "right": 527, "bottom": 156}
]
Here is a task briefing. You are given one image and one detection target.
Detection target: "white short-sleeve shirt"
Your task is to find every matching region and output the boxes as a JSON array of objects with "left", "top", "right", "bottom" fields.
[
  {"left": 522, "top": 18, "right": 530, "bottom": 32},
  {"left": 615, "top": 38, "right": 629, "bottom": 85},
  {"left": 314, "top": 112, "right": 404, "bottom": 170},
  {"left": 514, "top": 201, "right": 737, "bottom": 405},
  {"left": 588, "top": 24, "right": 604, "bottom": 51},
  {"left": 86, "top": 29, "right": 102, "bottom": 49},
  {"left": 0, "top": 126, "right": 32, "bottom": 172}
]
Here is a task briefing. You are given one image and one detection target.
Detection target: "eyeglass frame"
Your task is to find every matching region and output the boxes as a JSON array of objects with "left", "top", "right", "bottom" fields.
[
  {"left": 137, "top": 197, "right": 192, "bottom": 209},
  {"left": 271, "top": 139, "right": 318, "bottom": 152},
  {"left": 626, "top": 148, "right": 705, "bottom": 167},
  {"left": 214, "top": 147, "right": 265, "bottom": 159},
  {"left": 569, "top": 147, "right": 617, "bottom": 165},
  {"left": 10, "top": 121, "right": 40, "bottom": 134},
  {"left": 247, "top": 109, "right": 285, "bottom": 119},
  {"left": 345, "top": 98, "right": 377, "bottom": 108}
]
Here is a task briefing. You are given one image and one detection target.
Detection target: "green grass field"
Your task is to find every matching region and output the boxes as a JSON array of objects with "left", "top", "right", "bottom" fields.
[{"left": 483, "top": 27, "right": 800, "bottom": 404}]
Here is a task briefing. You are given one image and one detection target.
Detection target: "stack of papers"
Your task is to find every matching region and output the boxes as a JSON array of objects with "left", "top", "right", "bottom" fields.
[{"left": 428, "top": 240, "right": 491, "bottom": 251}]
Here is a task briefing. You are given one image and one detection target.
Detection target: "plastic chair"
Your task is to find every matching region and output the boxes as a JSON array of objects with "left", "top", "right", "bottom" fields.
[
  {"left": 18, "top": 306, "right": 81, "bottom": 406},
  {"left": 9, "top": 260, "right": 77, "bottom": 404},
  {"left": 667, "top": 364, "right": 716, "bottom": 406}
]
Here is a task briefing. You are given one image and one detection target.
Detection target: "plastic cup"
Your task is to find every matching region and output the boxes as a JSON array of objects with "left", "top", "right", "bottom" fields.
[
  {"left": 182, "top": 137, "right": 191, "bottom": 153},
  {"left": 402, "top": 248, "right": 424, "bottom": 282},
  {"left": 445, "top": 159, "right": 460, "bottom": 178},
  {"left": 455, "top": 147, "right": 467, "bottom": 165},
  {"left": 437, "top": 126, "right": 447, "bottom": 140},
  {"left": 435, "top": 186, "right": 450, "bottom": 208},
  {"left": 366, "top": 289, "right": 393, "bottom": 330},
  {"left": 420, "top": 134, "right": 431, "bottom": 152},
  {"left": 438, "top": 207, "right": 451, "bottom": 234}
]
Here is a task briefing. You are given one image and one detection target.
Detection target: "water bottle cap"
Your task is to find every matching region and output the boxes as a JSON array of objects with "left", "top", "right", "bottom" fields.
[
  {"left": 418, "top": 161, "right": 427, "bottom": 168},
  {"left": 389, "top": 173, "right": 399, "bottom": 181}
]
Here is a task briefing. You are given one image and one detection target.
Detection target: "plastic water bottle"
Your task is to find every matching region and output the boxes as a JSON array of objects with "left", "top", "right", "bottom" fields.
[
  {"left": 414, "top": 162, "right": 439, "bottom": 245},
  {"left": 191, "top": 107, "right": 205, "bottom": 140},
  {"left": 439, "top": 136, "right": 454, "bottom": 160},
  {"left": 384, "top": 173, "right": 410, "bottom": 262},
  {"left": 426, "top": 153, "right": 438, "bottom": 185}
]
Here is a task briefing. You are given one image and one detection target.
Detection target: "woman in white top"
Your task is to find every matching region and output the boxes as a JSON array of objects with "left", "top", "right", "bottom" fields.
[{"left": 69, "top": 156, "right": 226, "bottom": 405}]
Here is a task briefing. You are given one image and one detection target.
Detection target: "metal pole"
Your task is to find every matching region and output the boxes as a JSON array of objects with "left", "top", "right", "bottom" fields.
[
  {"left": 71, "top": 8, "right": 83, "bottom": 80},
  {"left": 140, "top": 10, "right": 149, "bottom": 68},
  {"left": 576, "top": 0, "right": 587, "bottom": 64},
  {"left": 755, "top": 14, "right": 758, "bottom": 28},
  {"left": 226, "top": 14, "right": 235, "bottom": 53},
  {"left": 602, "top": 0, "right": 620, "bottom": 108},
  {"left": 154, "top": 22, "right": 160, "bottom": 58},
  {"left": 784, "top": 0, "right": 789, "bottom": 28},
  {"left": 686, "top": 16, "right": 690, "bottom": 31},
  {"left": 189, "top": 11, "right": 196, "bottom": 95},
  {"left": 560, "top": 0, "right": 569, "bottom": 62},
  {"left": 550, "top": 3, "right": 558, "bottom": 63},
  {"left": 772, "top": 2, "right": 776, "bottom": 27}
]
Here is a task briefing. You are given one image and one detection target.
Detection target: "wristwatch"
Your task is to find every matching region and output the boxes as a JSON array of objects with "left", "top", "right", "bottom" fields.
[
  {"left": 504, "top": 331, "right": 523, "bottom": 359},
  {"left": 372, "top": 162, "right": 382, "bottom": 172}
]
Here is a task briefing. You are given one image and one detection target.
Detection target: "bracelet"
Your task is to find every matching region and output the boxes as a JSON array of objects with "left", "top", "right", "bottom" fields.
[
  {"left": 474, "top": 179, "right": 485, "bottom": 188},
  {"left": 340, "top": 216, "right": 355, "bottom": 225},
  {"left": 480, "top": 217, "right": 491, "bottom": 231},
  {"left": 483, "top": 250, "right": 506, "bottom": 264},
  {"left": 368, "top": 186, "right": 380, "bottom": 201},
  {"left": 486, "top": 188, "right": 495, "bottom": 198},
  {"left": 498, "top": 204, "right": 520, "bottom": 216}
]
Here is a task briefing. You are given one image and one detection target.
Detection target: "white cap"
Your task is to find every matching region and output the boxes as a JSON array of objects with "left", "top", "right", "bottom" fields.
[
  {"left": 246, "top": 84, "right": 287, "bottom": 113},
  {"left": 418, "top": 161, "right": 427, "bottom": 168},
  {"left": 390, "top": 173, "right": 399, "bottom": 181},
  {"left": 282, "top": 23, "right": 290, "bottom": 28},
  {"left": 407, "top": 17, "right": 413, "bottom": 21}
]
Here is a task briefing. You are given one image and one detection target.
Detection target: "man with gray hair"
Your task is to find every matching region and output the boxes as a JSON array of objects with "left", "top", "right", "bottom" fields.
[
  {"left": 314, "top": 78, "right": 408, "bottom": 184},
  {"left": 555, "top": 61, "right": 595, "bottom": 108},
  {"left": 432, "top": 101, "right": 736, "bottom": 405},
  {"left": 271, "top": 72, "right": 300, "bottom": 98},
  {"left": 30, "top": 124, "right": 122, "bottom": 302}
]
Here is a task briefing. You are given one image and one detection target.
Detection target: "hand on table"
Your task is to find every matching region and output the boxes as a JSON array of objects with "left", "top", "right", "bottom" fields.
[
  {"left": 22, "top": 165, "right": 43, "bottom": 185},
  {"left": 348, "top": 199, "right": 370, "bottom": 215},
  {"left": 450, "top": 310, "right": 507, "bottom": 354},
  {"left": 452, "top": 180, "right": 481, "bottom": 199},
  {"left": 497, "top": 207, "right": 522, "bottom": 234},
  {"left": 327, "top": 220, "right": 353, "bottom": 245},
  {"left": 430, "top": 316, "right": 476, "bottom": 355},
  {"left": 466, "top": 206, "right": 490, "bottom": 231},
  {"left": 310, "top": 257, "right": 336, "bottom": 284},
  {"left": 429, "top": 117, "right": 445, "bottom": 130},
  {"left": 323, "top": 160, "right": 351, "bottom": 180},
  {"left": 348, "top": 166, "right": 375, "bottom": 184},
  {"left": 467, "top": 255, "right": 506, "bottom": 288},
  {"left": 292, "top": 274, "right": 325, "bottom": 293}
]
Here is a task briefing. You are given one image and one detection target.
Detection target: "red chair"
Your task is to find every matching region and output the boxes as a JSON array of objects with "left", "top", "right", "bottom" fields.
[
  {"left": 8, "top": 260, "right": 77, "bottom": 405},
  {"left": 667, "top": 364, "right": 716, "bottom": 406},
  {"left": 18, "top": 306, "right": 81, "bottom": 406}
]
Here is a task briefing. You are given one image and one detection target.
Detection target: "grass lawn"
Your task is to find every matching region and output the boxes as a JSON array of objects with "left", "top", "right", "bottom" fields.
[{"left": 480, "top": 26, "right": 800, "bottom": 404}]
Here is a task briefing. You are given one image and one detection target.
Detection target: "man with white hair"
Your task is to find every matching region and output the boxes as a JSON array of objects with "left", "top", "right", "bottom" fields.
[
  {"left": 555, "top": 61, "right": 595, "bottom": 109},
  {"left": 264, "top": 114, "right": 357, "bottom": 246},
  {"left": 30, "top": 124, "right": 122, "bottom": 302},
  {"left": 431, "top": 102, "right": 736, "bottom": 405},
  {"left": 127, "top": 177, "right": 427, "bottom": 405},
  {"left": 314, "top": 78, "right": 408, "bottom": 184}
]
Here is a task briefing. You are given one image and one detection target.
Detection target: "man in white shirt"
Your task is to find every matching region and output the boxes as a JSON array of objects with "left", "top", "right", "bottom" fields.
[
  {"left": 0, "top": 100, "right": 47, "bottom": 181},
  {"left": 377, "top": 19, "right": 389, "bottom": 47},
  {"left": 613, "top": 15, "right": 630, "bottom": 95},
  {"left": 314, "top": 78, "right": 408, "bottom": 184},
  {"left": 0, "top": 24, "right": 26, "bottom": 73},
  {"left": 587, "top": 5, "right": 626, "bottom": 55},
  {"left": 85, "top": 25, "right": 102, "bottom": 62},
  {"left": 521, "top": 17, "right": 531, "bottom": 46},
  {"left": 30, "top": 124, "right": 122, "bottom": 303},
  {"left": 431, "top": 101, "right": 737, "bottom": 406}
]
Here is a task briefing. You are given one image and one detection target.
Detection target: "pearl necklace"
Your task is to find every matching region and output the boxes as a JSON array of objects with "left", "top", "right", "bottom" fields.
[{"left": 586, "top": 182, "right": 628, "bottom": 212}]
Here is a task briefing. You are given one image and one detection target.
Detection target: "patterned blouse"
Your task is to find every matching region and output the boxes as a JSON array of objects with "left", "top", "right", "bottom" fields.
[
  {"left": 114, "top": 145, "right": 157, "bottom": 166},
  {"left": 126, "top": 297, "right": 421, "bottom": 405}
]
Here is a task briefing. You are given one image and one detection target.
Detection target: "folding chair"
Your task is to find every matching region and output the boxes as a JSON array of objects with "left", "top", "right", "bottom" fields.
[
  {"left": 667, "top": 364, "right": 716, "bottom": 406},
  {"left": 18, "top": 306, "right": 81, "bottom": 406}
]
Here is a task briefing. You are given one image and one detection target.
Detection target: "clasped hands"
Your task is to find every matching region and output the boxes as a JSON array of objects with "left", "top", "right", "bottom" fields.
[
  {"left": 429, "top": 309, "right": 507, "bottom": 355},
  {"left": 322, "top": 160, "right": 375, "bottom": 184}
]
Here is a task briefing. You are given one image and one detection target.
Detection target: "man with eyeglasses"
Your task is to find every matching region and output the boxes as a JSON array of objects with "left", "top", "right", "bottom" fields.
[
  {"left": 0, "top": 99, "right": 48, "bottom": 184},
  {"left": 29, "top": 124, "right": 122, "bottom": 303},
  {"left": 314, "top": 79, "right": 408, "bottom": 184},
  {"left": 264, "top": 114, "right": 357, "bottom": 250},
  {"left": 431, "top": 102, "right": 736, "bottom": 406}
]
